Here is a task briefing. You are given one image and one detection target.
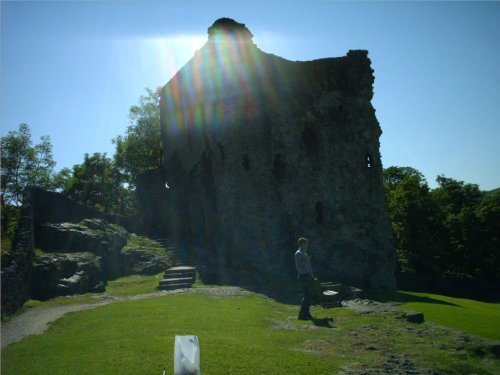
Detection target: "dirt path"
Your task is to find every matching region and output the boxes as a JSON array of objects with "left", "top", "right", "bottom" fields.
[
  {"left": 1, "top": 286, "right": 251, "bottom": 349},
  {"left": 1, "top": 302, "right": 111, "bottom": 349}
]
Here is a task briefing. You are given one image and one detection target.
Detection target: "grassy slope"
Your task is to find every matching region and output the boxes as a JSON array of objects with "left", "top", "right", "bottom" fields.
[
  {"left": 125, "top": 234, "right": 167, "bottom": 254},
  {"left": 366, "top": 289, "right": 500, "bottom": 340},
  {"left": 400, "top": 292, "right": 500, "bottom": 340},
  {"left": 105, "top": 273, "right": 164, "bottom": 296},
  {"left": 18, "top": 274, "right": 165, "bottom": 311},
  {"left": 2, "top": 289, "right": 499, "bottom": 374}
]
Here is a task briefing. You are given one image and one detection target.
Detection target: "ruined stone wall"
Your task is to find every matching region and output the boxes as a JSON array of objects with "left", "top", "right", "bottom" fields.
[
  {"left": 135, "top": 168, "right": 169, "bottom": 237},
  {"left": 159, "top": 19, "right": 395, "bottom": 288},
  {"left": 30, "top": 187, "right": 140, "bottom": 235},
  {"left": 1, "top": 190, "right": 34, "bottom": 317}
]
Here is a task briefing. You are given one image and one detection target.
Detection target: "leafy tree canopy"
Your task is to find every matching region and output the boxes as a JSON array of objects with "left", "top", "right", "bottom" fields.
[
  {"left": 63, "top": 152, "right": 134, "bottom": 215},
  {"left": 383, "top": 166, "right": 426, "bottom": 187},
  {"left": 384, "top": 166, "right": 500, "bottom": 282},
  {"left": 113, "top": 88, "right": 163, "bottom": 185},
  {"left": 1, "top": 123, "right": 56, "bottom": 206}
]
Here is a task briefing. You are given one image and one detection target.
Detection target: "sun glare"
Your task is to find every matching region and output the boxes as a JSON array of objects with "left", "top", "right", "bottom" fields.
[
  {"left": 144, "top": 35, "right": 207, "bottom": 82},
  {"left": 113, "top": 34, "right": 207, "bottom": 90}
]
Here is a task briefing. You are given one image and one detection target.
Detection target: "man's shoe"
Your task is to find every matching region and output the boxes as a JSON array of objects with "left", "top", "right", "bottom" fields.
[{"left": 298, "top": 314, "right": 313, "bottom": 320}]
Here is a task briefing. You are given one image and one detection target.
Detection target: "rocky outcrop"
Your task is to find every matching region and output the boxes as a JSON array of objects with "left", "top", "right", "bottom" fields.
[
  {"left": 35, "top": 219, "right": 127, "bottom": 280},
  {"left": 2, "top": 186, "right": 173, "bottom": 314},
  {"left": 31, "top": 224, "right": 172, "bottom": 300},
  {"left": 32, "top": 252, "right": 105, "bottom": 300},
  {"left": 120, "top": 246, "right": 171, "bottom": 275},
  {"left": 156, "top": 18, "right": 395, "bottom": 288},
  {"left": 33, "top": 218, "right": 171, "bottom": 298}
]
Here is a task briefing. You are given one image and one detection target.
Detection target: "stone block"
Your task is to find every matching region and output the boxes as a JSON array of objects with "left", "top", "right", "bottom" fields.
[{"left": 402, "top": 311, "right": 425, "bottom": 324}]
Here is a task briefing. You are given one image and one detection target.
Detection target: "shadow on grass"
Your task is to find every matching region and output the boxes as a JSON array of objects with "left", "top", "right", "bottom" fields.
[
  {"left": 199, "top": 267, "right": 465, "bottom": 309},
  {"left": 197, "top": 268, "right": 305, "bottom": 305},
  {"left": 364, "top": 289, "right": 461, "bottom": 307}
]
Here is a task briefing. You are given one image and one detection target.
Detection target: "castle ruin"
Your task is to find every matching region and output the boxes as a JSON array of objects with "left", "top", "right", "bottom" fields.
[{"left": 157, "top": 18, "right": 395, "bottom": 288}]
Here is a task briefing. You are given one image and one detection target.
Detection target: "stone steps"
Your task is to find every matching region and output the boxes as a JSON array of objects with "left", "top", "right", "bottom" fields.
[
  {"left": 164, "top": 266, "right": 196, "bottom": 277},
  {"left": 152, "top": 238, "right": 197, "bottom": 291},
  {"left": 153, "top": 238, "right": 191, "bottom": 267},
  {"left": 159, "top": 277, "right": 193, "bottom": 290},
  {"left": 158, "top": 266, "right": 196, "bottom": 291}
]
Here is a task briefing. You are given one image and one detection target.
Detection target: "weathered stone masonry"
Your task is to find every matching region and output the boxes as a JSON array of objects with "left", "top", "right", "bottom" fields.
[
  {"left": 158, "top": 18, "right": 395, "bottom": 288},
  {"left": 1, "top": 190, "right": 34, "bottom": 317}
]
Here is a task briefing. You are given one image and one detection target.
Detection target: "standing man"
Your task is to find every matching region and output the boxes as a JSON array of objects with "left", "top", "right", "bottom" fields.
[{"left": 294, "top": 237, "right": 314, "bottom": 320}]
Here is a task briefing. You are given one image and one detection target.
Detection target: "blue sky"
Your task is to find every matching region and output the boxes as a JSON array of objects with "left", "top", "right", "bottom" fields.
[{"left": 2, "top": 1, "right": 500, "bottom": 190}]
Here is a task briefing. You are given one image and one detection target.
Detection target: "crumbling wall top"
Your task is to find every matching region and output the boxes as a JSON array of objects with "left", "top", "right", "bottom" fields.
[{"left": 207, "top": 17, "right": 254, "bottom": 43}]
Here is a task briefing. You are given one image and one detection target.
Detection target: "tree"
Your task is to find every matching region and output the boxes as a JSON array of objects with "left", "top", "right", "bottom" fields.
[
  {"left": 1, "top": 123, "right": 56, "bottom": 207},
  {"left": 384, "top": 166, "right": 441, "bottom": 274},
  {"left": 64, "top": 152, "right": 132, "bottom": 214},
  {"left": 383, "top": 166, "right": 425, "bottom": 186},
  {"left": 475, "top": 191, "right": 500, "bottom": 281},
  {"left": 31, "top": 135, "right": 57, "bottom": 188},
  {"left": 52, "top": 167, "right": 73, "bottom": 193},
  {"left": 431, "top": 176, "right": 486, "bottom": 277},
  {"left": 384, "top": 167, "right": 500, "bottom": 282},
  {"left": 113, "top": 88, "right": 163, "bottom": 186}
]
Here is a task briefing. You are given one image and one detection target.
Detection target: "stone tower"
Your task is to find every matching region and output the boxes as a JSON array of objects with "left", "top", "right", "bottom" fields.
[{"left": 158, "top": 18, "right": 395, "bottom": 288}]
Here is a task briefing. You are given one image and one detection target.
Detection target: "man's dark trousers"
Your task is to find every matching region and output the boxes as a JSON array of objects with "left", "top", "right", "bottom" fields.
[{"left": 298, "top": 273, "right": 314, "bottom": 319}]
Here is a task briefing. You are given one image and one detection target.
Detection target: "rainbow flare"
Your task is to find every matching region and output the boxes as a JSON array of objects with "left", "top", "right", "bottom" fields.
[{"left": 159, "top": 18, "right": 288, "bottom": 151}]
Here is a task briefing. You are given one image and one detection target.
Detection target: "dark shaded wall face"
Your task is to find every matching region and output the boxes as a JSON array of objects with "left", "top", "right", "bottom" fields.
[
  {"left": 1, "top": 190, "right": 34, "bottom": 317},
  {"left": 159, "top": 22, "right": 395, "bottom": 289}
]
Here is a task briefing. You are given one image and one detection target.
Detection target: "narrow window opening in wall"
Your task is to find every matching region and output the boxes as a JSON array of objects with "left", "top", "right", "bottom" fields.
[
  {"left": 217, "top": 142, "right": 225, "bottom": 161},
  {"left": 315, "top": 201, "right": 324, "bottom": 224},
  {"left": 242, "top": 154, "right": 250, "bottom": 172},
  {"left": 366, "top": 154, "right": 373, "bottom": 168},
  {"left": 302, "top": 125, "right": 318, "bottom": 155},
  {"left": 273, "top": 154, "right": 286, "bottom": 180},
  {"left": 338, "top": 105, "right": 344, "bottom": 113}
]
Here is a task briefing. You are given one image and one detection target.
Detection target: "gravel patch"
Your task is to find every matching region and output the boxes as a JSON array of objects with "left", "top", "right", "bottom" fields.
[{"left": 340, "top": 353, "right": 441, "bottom": 375}]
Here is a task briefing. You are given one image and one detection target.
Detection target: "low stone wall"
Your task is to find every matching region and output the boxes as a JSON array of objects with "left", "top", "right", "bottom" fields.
[
  {"left": 30, "top": 187, "right": 140, "bottom": 234},
  {"left": 1, "top": 190, "right": 34, "bottom": 317},
  {"left": 396, "top": 272, "right": 499, "bottom": 301}
]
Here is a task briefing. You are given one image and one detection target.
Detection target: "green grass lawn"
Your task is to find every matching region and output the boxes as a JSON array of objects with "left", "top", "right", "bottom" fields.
[
  {"left": 105, "top": 273, "right": 165, "bottom": 296},
  {"left": 401, "top": 292, "right": 500, "bottom": 341},
  {"left": 1, "top": 237, "right": 12, "bottom": 252},
  {"left": 1, "top": 237, "right": 12, "bottom": 264},
  {"left": 2, "top": 290, "right": 499, "bottom": 374},
  {"left": 6, "top": 273, "right": 205, "bottom": 321},
  {"left": 366, "top": 289, "right": 500, "bottom": 340}
]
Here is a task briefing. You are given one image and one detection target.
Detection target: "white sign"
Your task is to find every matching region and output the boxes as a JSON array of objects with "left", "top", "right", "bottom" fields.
[{"left": 174, "top": 335, "right": 200, "bottom": 375}]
